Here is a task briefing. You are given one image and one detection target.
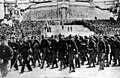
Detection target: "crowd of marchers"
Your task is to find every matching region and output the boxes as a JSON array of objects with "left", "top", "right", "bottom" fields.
[{"left": 0, "top": 34, "right": 120, "bottom": 76}]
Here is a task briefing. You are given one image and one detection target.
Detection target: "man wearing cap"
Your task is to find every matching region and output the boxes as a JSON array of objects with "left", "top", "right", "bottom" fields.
[
  {"left": 20, "top": 37, "right": 32, "bottom": 73},
  {"left": 112, "top": 36, "right": 120, "bottom": 66},
  {"left": 40, "top": 35, "right": 50, "bottom": 69},
  {"left": 0, "top": 35, "right": 13, "bottom": 78},
  {"left": 103, "top": 36, "right": 110, "bottom": 67},
  {"left": 109, "top": 36, "right": 116, "bottom": 65},
  {"left": 66, "top": 35, "right": 78, "bottom": 73},
  {"left": 97, "top": 36, "right": 106, "bottom": 71},
  {"left": 9, "top": 35, "right": 20, "bottom": 70},
  {"left": 80, "top": 36, "right": 88, "bottom": 65},
  {"left": 32, "top": 37, "right": 41, "bottom": 68},
  {"left": 57, "top": 34, "right": 67, "bottom": 71},
  {"left": 50, "top": 35, "right": 58, "bottom": 69},
  {"left": 74, "top": 35, "right": 81, "bottom": 68},
  {"left": 27, "top": 36, "right": 34, "bottom": 66},
  {"left": 87, "top": 36, "right": 96, "bottom": 68}
]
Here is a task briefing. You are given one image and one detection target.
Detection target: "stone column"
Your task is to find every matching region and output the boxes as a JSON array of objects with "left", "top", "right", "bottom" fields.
[{"left": 62, "top": 8, "right": 66, "bottom": 19}]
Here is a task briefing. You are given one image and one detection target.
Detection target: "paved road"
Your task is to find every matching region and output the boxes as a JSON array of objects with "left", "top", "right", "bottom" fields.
[
  {"left": 47, "top": 25, "right": 94, "bottom": 37},
  {"left": 4, "top": 63, "right": 120, "bottom": 78}
]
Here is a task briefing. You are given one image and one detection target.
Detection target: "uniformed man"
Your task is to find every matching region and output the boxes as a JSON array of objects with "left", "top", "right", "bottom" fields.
[
  {"left": 0, "top": 35, "right": 13, "bottom": 78},
  {"left": 33, "top": 38, "right": 41, "bottom": 68},
  {"left": 50, "top": 35, "right": 58, "bottom": 69},
  {"left": 57, "top": 34, "right": 67, "bottom": 71},
  {"left": 109, "top": 37, "right": 116, "bottom": 65},
  {"left": 103, "top": 36, "right": 110, "bottom": 67},
  {"left": 87, "top": 36, "right": 96, "bottom": 68},
  {"left": 40, "top": 35, "right": 50, "bottom": 69},
  {"left": 9, "top": 35, "right": 20, "bottom": 70},
  {"left": 113, "top": 35, "right": 120, "bottom": 66},
  {"left": 80, "top": 36, "right": 88, "bottom": 65},
  {"left": 74, "top": 35, "right": 81, "bottom": 68},
  {"left": 66, "top": 35, "right": 77, "bottom": 73},
  {"left": 97, "top": 36, "right": 106, "bottom": 71},
  {"left": 20, "top": 37, "right": 32, "bottom": 74},
  {"left": 27, "top": 36, "right": 34, "bottom": 66},
  {"left": 16, "top": 38, "right": 22, "bottom": 66}
]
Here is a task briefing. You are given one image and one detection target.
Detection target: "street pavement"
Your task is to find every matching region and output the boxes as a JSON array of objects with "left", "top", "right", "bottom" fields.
[
  {"left": 2, "top": 25, "right": 119, "bottom": 78},
  {"left": 47, "top": 25, "right": 94, "bottom": 37},
  {"left": 4, "top": 63, "right": 120, "bottom": 78}
]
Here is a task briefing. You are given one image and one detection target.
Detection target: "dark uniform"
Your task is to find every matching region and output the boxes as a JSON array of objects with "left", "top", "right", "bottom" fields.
[
  {"left": 113, "top": 37, "right": 120, "bottom": 66},
  {"left": 109, "top": 37, "right": 116, "bottom": 65},
  {"left": 58, "top": 37, "right": 67, "bottom": 71},
  {"left": 97, "top": 37, "right": 106, "bottom": 71},
  {"left": 50, "top": 37, "right": 58, "bottom": 69},
  {"left": 20, "top": 40, "right": 32, "bottom": 73},
  {"left": 40, "top": 36, "right": 50, "bottom": 69},
  {"left": 104, "top": 37, "right": 110, "bottom": 67},
  {"left": 27, "top": 38, "right": 34, "bottom": 66},
  {"left": 0, "top": 35, "right": 13, "bottom": 77},
  {"left": 9, "top": 40, "right": 20, "bottom": 70},
  {"left": 87, "top": 37, "right": 96, "bottom": 68},
  {"left": 81, "top": 37, "right": 89, "bottom": 65},
  {"left": 0, "top": 45, "right": 13, "bottom": 62},
  {"left": 74, "top": 36, "right": 81, "bottom": 68},
  {"left": 16, "top": 39, "right": 22, "bottom": 66},
  {"left": 33, "top": 41, "right": 41, "bottom": 68},
  {"left": 66, "top": 35, "right": 77, "bottom": 72}
]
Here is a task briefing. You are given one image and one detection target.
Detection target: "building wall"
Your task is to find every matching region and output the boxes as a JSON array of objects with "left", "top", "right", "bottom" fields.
[{"left": 22, "top": 1, "right": 112, "bottom": 21}]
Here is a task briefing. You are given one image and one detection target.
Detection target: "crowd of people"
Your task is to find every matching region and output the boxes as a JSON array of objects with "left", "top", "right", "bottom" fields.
[
  {"left": 1, "top": 19, "right": 120, "bottom": 77},
  {"left": 1, "top": 19, "right": 120, "bottom": 37},
  {"left": 84, "top": 20, "right": 120, "bottom": 35},
  {"left": 0, "top": 32, "right": 120, "bottom": 77},
  {"left": 0, "top": 20, "right": 45, "bottom": 37}
]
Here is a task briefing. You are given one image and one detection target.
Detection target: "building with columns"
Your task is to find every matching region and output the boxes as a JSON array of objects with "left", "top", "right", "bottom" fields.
[{"left": 22, "top": 0, "right": 113, "bottom": 22}]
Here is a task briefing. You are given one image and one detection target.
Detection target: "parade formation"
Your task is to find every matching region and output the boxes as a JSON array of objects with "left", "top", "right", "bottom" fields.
[
  {"left": 0, "top": 0, "right": 120, "bottom": 78},
  {"left": 0, "top": 33, "right": 120, "bottom": 77}
]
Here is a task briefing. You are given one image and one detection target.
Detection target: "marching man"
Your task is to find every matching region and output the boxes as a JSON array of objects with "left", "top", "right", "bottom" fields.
[
  {"left": 0, "top": 35, "right": 13, "bottom": 78},
  {"left": 97, "top": 36, "right": 106, "bottom": 71}
]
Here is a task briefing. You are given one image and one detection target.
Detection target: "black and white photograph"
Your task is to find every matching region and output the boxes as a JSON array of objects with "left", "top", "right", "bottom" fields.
[{"left": 0, "top": 0, "right": 120, "bottom": 78}]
